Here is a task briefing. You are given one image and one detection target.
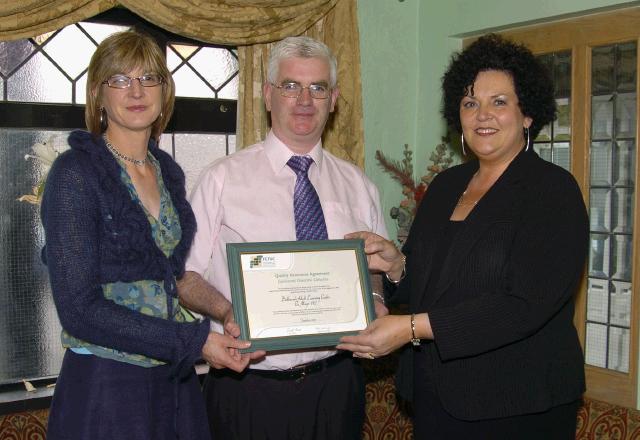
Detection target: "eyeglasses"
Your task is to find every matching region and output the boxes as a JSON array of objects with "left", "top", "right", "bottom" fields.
[
  {"left": 103, "top": 74, "right": 164, "bottom": 89},
  {"left": 271, "top": 82, "right": 331, "bottom": 99}
]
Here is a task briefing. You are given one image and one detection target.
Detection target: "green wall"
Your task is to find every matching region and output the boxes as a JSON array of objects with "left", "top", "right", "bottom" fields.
[
  {"left": 357, "top": 0, "right": 419, "bottom": 242},
  {"left": 359, "top": 0, "right": 640, "bottom": 239}
]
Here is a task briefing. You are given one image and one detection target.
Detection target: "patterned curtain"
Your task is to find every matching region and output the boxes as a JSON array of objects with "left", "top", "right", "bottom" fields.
[{"left": 0, "top": 0, "right": 364, "bottom": 166}]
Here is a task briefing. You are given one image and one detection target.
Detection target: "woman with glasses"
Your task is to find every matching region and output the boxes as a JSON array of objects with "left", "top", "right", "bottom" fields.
[
  {"left": 41, "top": 30, "right": 249, "bottom": 440},
  {"left": 338, "top": 34, "right": 588, "bottom": 438}
]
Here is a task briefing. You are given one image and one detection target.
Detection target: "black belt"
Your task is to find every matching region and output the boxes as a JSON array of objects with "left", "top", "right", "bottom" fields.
[{"left": 244, "top": 352, "right": 349, "bottom": 382}]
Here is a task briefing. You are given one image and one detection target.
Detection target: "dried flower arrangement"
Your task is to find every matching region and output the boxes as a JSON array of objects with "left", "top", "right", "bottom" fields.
[{"left": 375, "top": 137, "right": 454, "bottom": 244}]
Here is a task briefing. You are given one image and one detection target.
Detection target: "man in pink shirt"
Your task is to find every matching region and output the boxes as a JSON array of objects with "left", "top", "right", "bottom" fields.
[{"left": 179, "top": 36, "right": 388, "bottom": 440}]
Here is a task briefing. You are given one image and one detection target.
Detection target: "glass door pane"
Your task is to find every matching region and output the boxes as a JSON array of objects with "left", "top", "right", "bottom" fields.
[
  {"left": 534, "top": 51, "right": 572, "bottom": 170},
  {"left": 586, "top": 42, "right": 637, "bottom": 373}
]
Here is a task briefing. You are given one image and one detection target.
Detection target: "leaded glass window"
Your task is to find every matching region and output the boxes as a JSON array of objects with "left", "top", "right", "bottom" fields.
[
  {"left": 533, "top": 43, "right": 637, "bottom": 375},
  {"left": 534, "top": 51, "right": 572, "bottom": 170},
  {"left": 168, "top": 44, "right": 239, "bottom": 99},
  {"left": 1, "top": 23, "right": 128, "bottom": 104},
  {"left": 585, "top": 42, "right": 636, "bottom": 374}
]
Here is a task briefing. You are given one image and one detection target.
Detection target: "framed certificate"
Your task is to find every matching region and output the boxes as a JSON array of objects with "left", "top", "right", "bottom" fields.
[{"left": 227, "top": 239, "right": 376, "bottom": 353}]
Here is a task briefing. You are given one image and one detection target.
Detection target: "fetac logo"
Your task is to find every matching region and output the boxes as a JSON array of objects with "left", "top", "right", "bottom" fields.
[{"left": 249, "top": 255, "right": 276, "bottom": 268}]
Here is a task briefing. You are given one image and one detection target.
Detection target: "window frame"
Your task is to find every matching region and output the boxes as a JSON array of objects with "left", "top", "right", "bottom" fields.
[
  {"left": 465, "top": 6, "right": 640, "bottom": 409},
  {"left": 0, "top": 7, "right": 238, "bottom": 133}
]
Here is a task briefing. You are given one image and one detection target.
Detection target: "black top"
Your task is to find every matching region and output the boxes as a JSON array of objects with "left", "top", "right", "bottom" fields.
[
  {"left": 418, "top": 220, "right": 463, "bottom": 311},
  {"left": 386, "top": 149, "right": 588, "bottom": 421}
]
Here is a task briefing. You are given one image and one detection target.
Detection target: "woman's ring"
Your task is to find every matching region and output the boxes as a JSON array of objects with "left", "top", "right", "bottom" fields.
[{"left": 367, "top": 352, "right": 375, "bottom": 359}]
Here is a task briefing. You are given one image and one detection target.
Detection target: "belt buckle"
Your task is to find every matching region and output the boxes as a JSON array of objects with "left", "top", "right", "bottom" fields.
[{"left": 295, "top": 369, "right": 306, "bottom": 383}]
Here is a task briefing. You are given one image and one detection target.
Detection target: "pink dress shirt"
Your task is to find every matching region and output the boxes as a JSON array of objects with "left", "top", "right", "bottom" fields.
[{"left": 186, "top": 130, "right": 388, "bottom": 370}]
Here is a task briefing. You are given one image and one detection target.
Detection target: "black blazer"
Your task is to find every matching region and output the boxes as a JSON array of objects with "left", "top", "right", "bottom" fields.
[{"left": 390, "top": 149, "right": 588, "bottom": 421}]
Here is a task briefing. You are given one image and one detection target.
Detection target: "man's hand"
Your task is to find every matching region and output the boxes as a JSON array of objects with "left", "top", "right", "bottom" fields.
[
  {"left": 202, "top": 332, "right": 266, "bottom": 373},
  {"left": 220, "top": 308, "right": 267, "bottom": 363},
  {"left": 223, "top": 307, "right": 240, "bottom": 337}
]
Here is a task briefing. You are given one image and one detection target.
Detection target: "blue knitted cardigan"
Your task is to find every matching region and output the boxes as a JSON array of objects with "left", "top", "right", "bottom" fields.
[{"left": 41, "top": 130, "right": 209, "bottom": 378}]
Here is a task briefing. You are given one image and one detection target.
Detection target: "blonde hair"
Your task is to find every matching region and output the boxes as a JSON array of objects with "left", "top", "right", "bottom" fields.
[{"left": 85, "top": 30, "right": 175, "bottom": 141}]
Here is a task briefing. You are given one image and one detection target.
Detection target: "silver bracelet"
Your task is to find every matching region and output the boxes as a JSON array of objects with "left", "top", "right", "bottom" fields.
[
  {"left": 372, "top": 292, "right": 385, "bottom": 305},
  {"left": 385, "top": 254, "right": 407, "bottom": 284}
]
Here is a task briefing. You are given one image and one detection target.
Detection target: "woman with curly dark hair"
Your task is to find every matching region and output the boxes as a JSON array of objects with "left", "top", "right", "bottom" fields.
[{"left": 339, "top": 34, "right": 588, "bottom": 438}]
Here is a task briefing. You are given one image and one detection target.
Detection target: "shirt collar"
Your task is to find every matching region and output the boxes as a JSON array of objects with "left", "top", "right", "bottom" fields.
[{"left": 264, "top": 130, "right": 324, "bottom": 175}]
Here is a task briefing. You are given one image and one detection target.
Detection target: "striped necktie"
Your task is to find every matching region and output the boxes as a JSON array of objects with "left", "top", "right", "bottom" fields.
[{"left": 287, "top": 155, "right": 328, "bottom": 240}]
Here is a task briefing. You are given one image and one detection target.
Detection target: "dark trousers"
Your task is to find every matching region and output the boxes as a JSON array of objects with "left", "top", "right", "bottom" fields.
[
  {"left": 414, "top": 386, "right": 580, "bottom": 440},
  {"left": 413, "top": 348, "right": 580, "bottom": 440},
  {"left": 203, "top": 354, "right": 365, "bottom": 440}
]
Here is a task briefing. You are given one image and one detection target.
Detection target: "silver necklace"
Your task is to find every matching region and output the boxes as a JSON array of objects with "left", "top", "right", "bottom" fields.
[
  {"left": 103, "top": 135, "right": 147, "bottom": 166},
  {"left": 456, "top": 190, "right": 478, "bottom": 207},
  {"left": 456, "top": 171, "right": 480, "bottom": 207}
]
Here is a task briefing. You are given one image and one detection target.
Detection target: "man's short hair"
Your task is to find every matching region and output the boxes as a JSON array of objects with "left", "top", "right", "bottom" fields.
[{"left": 267, "top": 36, "right": 338, "bottom": 88}]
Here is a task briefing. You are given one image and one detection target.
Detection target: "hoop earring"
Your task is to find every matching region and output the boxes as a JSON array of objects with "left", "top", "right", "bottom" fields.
[
  {"left": 100, "top": 107, "right": 108, "bottom": 132},
  {"left": 460, "top": 132, "right": 466, "bottom": 156},
  {"left": 524, "top": 127, "right": 531, "bottom": 151}
]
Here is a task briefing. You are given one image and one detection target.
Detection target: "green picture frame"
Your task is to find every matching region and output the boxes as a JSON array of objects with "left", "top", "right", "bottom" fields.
[{"left": 227, "top": 239, "right": 376, "bottom": 353}]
